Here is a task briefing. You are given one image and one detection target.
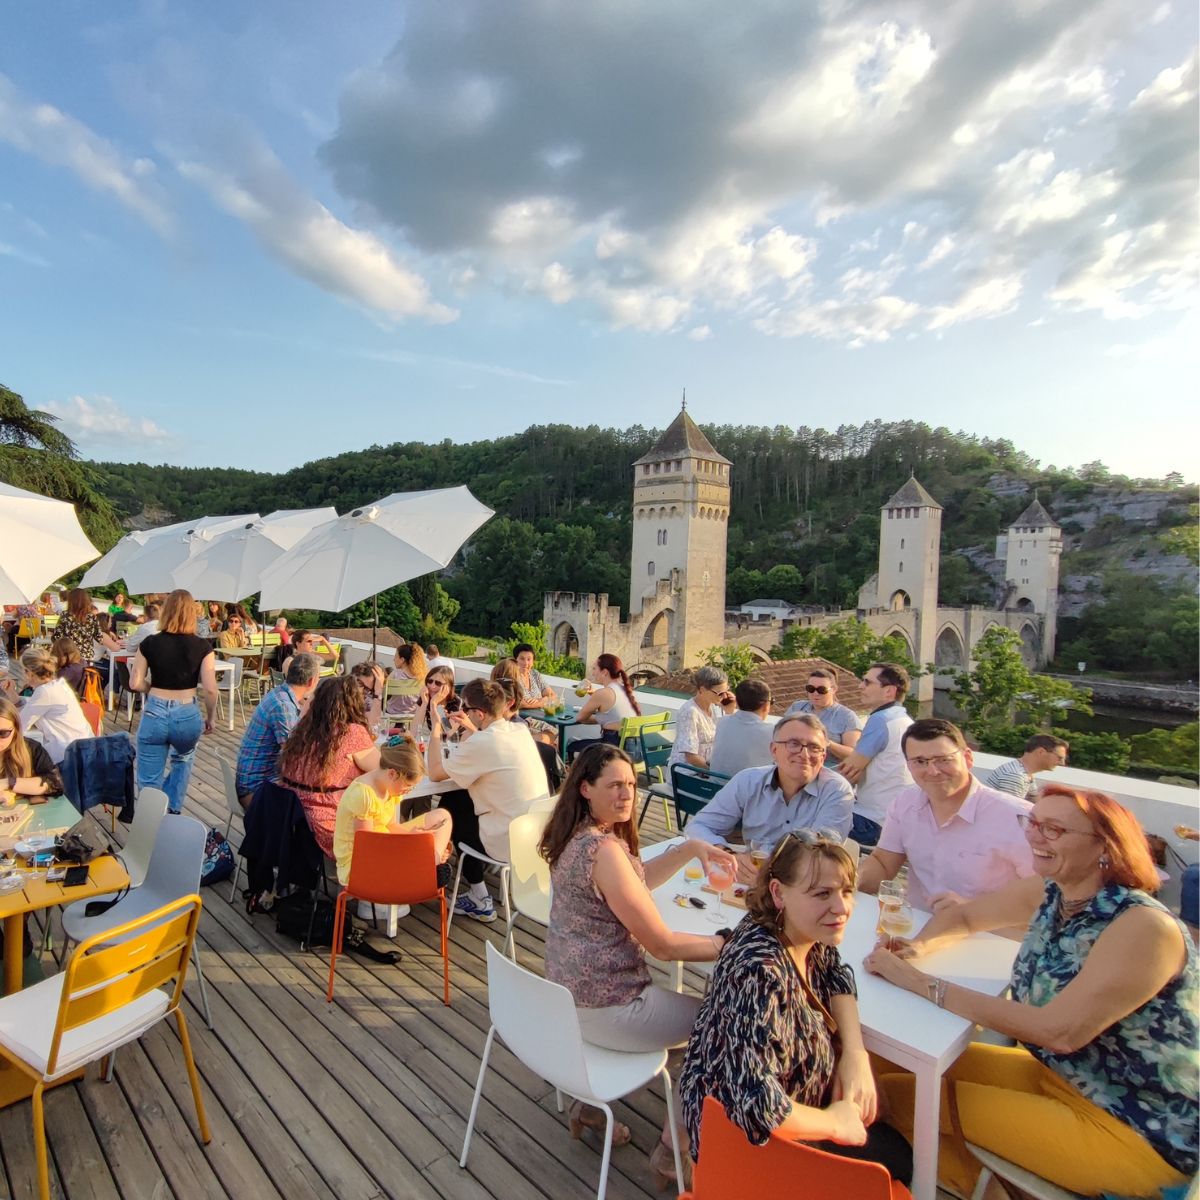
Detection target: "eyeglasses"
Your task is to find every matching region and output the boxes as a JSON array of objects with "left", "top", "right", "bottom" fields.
[
  {"left": 905, "top": 751, "right": 962, "bottom": 770},
  {"left": 766, "top": 827, "right": 845, "bottom": 873},
  {"left": 772, "top": 739, "right": 826, "bottom": 755},
  {"left": 805, "top": 684, "right": 830, "bottom": 695},
  {"left": 1017, "top": 813, "right": 1101, "bottom": 841}
]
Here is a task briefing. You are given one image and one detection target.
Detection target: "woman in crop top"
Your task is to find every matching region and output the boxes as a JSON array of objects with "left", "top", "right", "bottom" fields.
[{"left": 129, "top": 589, "right": 218, "bottom": 814}]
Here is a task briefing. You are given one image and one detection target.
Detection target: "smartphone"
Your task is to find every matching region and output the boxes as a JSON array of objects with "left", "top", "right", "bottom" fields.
[
  {"left": 31, "top": 850, "right": 56, "bottom": 869},
  {"left": 64, "top": 864, "right": 90, "bottom": 887},
  {"left": 444, "top": 695, "right": 463, "bottom": 714}
]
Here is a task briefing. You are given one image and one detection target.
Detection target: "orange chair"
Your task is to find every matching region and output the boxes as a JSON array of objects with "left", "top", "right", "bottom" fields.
[
  {"left": 326, "top": 830, "right": 450, "bottom": 1005},
  {"left": 682, "top": 1097, "right": 912, "bottom": 1200},
  {"left": 80, "top": 700, "right": 102, "bottom": 736}
]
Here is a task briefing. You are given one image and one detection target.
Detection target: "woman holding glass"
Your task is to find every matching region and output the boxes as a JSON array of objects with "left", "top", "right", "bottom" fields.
[
  {"left": 0, "top": 697, "right": 63, "bottom": 800},
  {"left": 865, "top": 786, "right": 1197, "bottom": 1198},
  {"left": 539, "top": 744, "right": 736, "bottom": 1188}
]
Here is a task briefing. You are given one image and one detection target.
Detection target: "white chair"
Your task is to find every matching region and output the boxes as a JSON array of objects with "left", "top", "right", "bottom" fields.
[
  {"left": 460, "top": 942, "right": 684, "bottom": 1200},
  {"left": 61, "top": 815, "right": 214, "bottom": 1030},
  {"left": 215, "top": 654, "right": 248, "bottom": 725},
  {"left": 504, "top": 809, "right": 553, "bottom": 960},
  {"left": 217, "top": 753, "right": 246, "bottom": 902},
  {"left": 0, "top": 895, "right": 211, "bottom": 1200},
  {"left": 967, "top": 1144, "right": 1086, "bottom": 1200},
  {"left": 843, "top": 836, "right": 861, "bottom": 864}
]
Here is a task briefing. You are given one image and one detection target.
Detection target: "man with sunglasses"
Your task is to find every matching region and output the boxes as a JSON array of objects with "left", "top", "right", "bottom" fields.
[
  {"left": 688, "top": 714, "right": 854, "bottom": 883},
  {"left": 783, "top": 668, "right": 861, "bottom": 763},
  {"left": 857, "top": 718, "right": 1035, "bottom": 913}
]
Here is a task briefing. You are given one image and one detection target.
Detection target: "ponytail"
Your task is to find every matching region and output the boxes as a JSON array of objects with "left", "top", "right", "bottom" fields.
[{"left": 596, "top": 653, "right": 640, "bottom": 716}]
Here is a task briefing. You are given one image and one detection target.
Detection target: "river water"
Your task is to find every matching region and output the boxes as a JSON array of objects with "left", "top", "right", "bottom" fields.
[{"left": 931, "top": 692, "right": 1193, "bottom": 739}]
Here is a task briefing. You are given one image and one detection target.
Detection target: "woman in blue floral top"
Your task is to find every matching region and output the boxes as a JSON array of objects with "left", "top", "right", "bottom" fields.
[
  {"left": 680, "top": 832, "right": 912, "bottom": 1182},
  {"left": 866, "top": 785, "right": 1197, "bottom": 1198}
]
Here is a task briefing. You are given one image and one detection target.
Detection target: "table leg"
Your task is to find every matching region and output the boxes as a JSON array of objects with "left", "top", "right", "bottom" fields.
[
  {"left": 227, "top": 672, "right": 236, "bottom": 732},
  {"left": 2, "top": 913, "right": 23, "bottom": 995},
  {"left": 106, "top": 652, "right": 115, "bottom": 711},
  {"left": 910, "top": 1063, "right": 943, "bottom": 1200}
]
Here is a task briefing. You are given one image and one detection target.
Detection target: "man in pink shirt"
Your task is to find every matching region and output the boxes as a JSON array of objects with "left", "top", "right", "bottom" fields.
[{"left": 857, "top": 718, "right": 1034, "bottom": 912}]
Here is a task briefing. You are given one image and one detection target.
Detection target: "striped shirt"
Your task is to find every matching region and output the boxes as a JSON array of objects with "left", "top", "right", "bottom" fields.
[{"left": 982, "top": 757, "right": 1035, "bottom": 799}]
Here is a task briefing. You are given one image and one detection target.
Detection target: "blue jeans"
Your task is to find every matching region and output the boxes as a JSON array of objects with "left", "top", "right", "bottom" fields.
[
  {"left": 1182, "top": 864, "right": 1199, "bottom": 929},
  {"left": 851, "top": 812, "right": 882, "bottom": 848},
  {"left": 137, "top": 697, "right": 203, "bottom": 814}
]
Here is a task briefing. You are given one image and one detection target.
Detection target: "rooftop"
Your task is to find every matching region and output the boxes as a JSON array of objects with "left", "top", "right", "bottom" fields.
[
  {"left": 884, "top": 477, "right": 942, "bottom": 509},
  {"left": 633, "top": 409, "right": 731, "bottom": 467},
  {"left": 643, "top": 656, "right": 863, "bottom": 714},
  {"left": 1010, "top": 498, "right": 1058, "bottom": 529}
]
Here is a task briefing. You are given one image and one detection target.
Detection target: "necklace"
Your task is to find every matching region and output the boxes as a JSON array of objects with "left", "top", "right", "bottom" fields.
[{"left": 1057, "top": 892, "right": 1093, "bottom": 920}]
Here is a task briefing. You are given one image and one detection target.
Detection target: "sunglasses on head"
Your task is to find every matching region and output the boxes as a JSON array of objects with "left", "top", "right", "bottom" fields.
[
  {"left": 805, "top": 684, "right": 830, "bottom": 694},
  {"left": 766, "top": 827, "right": 845, "bottom": 873}
]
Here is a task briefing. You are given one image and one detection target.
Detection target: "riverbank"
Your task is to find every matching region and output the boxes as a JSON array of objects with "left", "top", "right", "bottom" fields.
[{"left": 1045, "top": 674, "right": 1198, "bottom": 716}]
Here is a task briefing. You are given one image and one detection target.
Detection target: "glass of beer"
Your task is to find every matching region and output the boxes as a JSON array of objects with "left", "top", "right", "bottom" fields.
[
  {"left": 749, "top": 840, "right": 771, "bottom": 874},
  {"left": 880, "top": 899, "right": 915, "bottom": 952}
]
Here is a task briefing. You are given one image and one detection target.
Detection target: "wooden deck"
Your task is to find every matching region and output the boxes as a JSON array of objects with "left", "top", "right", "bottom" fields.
[{"left": 2, "top": 708, "right": 695, "bottom": 1200}]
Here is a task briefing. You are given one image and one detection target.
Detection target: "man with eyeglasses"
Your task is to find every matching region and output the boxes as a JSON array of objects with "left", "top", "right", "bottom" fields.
[
  {"left": 857, "top": 718, "right": 1035, "bottom": 913},
  {"left": 783, "top": 668, "right": 862, "bottom": 763},
  {"left": 838, "top": 662, "right": 914, "bottom": 847},
  {"left": 687, "top": 714, "right": 854, "bottom": 882}
]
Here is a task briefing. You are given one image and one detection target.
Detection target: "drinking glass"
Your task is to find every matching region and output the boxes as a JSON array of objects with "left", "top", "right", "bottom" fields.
[
  {"left": 880, "top": 900, "right": 915, "bottom": 951},
  {"left": 749, "top": 840, "right": 771, "bottom": 874},
  {"left": 875, "top": 879, "right": 902, "bottom": 938},
  {"left": 705, "top": 860, "right": 735, "bottom": 925},
  {"left": 683, "top": 858, "right": 704, "bottom": 882}
]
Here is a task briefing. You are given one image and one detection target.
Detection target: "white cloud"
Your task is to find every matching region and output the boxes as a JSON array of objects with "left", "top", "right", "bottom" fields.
[
  {"left": 687, "top": 325, "right": 713, "bottom": 341},
  {"left": 928, "top": 272, "right": 1023, "bottom": 330},
  {"left": 175, "top": 138, "right": 457, "bottom": 324},
  {"left": 43, "top": 395, "right": 173, "bottom": 446},
  {"left": 0, "top": 73, "right": 172, "bottom": 236},
  {"left": 0, "top": 241, "right": 49, "bottom": 268},
  {"left": 756, "top": 295, "right": 920, "bottom": 345}
]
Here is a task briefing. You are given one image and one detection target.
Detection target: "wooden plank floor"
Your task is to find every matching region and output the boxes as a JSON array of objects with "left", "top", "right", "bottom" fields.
[{"left": 1, "top": 707, "right": 695, "bottom": 1200}]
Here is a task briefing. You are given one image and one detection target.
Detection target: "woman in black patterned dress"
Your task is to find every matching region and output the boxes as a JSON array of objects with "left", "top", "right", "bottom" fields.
[{"left": 678, "top": 832, "right": 912, "bottom": 1182}]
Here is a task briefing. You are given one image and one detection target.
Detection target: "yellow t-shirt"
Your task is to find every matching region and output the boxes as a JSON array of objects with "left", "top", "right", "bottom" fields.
[{"left": 333, "top": 778, "right": 396, "bottom": 886}]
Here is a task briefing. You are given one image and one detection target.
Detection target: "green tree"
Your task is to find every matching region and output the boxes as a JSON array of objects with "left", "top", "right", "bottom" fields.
[
  {"left": 950, "top": 627, "right": 1090, "bottom": 739},
  {"left": 500, "top": 621, "right": 583, "bottom": 679},
  {"left": 409, "top": 573, "right": 440, "bottom": 618},
  {"left": 1160, "top": 505, "right": 1199, "bottom": 565},
  {"left": 321, "top": 583, "right": 423, "bottom": 639},
  {"left": 699, "top": 643, "right": 758, "bottom": 687},
  {"left": 763, "top": 564, "right": 805, "bottom": 603},
  {"left": 772, "top": 617, "right": 922, "bottom": 679}
]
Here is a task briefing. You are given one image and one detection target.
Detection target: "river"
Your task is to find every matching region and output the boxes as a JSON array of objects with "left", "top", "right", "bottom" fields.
[{"left": 931, "top": 692, "right": 1193, "bottom": 739}]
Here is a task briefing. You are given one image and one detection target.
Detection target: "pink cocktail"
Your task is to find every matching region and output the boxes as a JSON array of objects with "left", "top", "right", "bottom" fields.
[{"left": 706, "top": 861, "right": 735, "bottom": 924}]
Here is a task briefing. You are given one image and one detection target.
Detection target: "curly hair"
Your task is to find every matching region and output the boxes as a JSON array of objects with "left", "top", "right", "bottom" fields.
[
  {"left": 394, "top": 643, "right": 427, "bottom": 680},
  {"left": 278, "top": 676, "right": 368, "bottom": 782}
]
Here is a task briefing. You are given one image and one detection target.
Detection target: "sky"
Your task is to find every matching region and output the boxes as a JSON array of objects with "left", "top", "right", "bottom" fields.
[{"left": 1, "top": 1, "right": 1197, "bottom": 480}]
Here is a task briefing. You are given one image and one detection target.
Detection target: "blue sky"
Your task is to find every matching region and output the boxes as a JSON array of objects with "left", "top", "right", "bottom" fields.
[{"left": 1, "top": 1, "right": 1196, "bottom": 478}]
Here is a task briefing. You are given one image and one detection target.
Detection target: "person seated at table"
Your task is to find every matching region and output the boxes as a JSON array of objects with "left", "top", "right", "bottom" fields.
[
  {"left": 349, "top": 661, "right": 387, "bottom": 735},
  {"left": 225, "top": 602, "right": 258, "bottom": 635},
  {"left": 784, "top": 668, "right": 863, "bottom": 763},
  {"left": 130, "top": 589, "right": 218, "bottom": 815},
  {"left": 17, "top": 647, "right": 95, "bottom": 765},
  {"left": 41, "top": 590, "right": 65, "bottom": 616},
  {"left": 540, "top": 743, "right": 737, "bottom": 1186},
  {"left": 865, "top": 786, "right": 1198, "bottom": 1199},
  {"left": 425, "top": 643, "right": 454, "bottom": 673},
  {"left": 219, "top": 614, "right": 251, "bottom": 649},
  {"left": 420, "top": 679, "right": 546, "bottom": 923},
  {"left": 679, "top": 831, "right": 912, "bottom": 1183},
  {"left": 513, "top": 642, "right": 556, "bottom": 714},
  {"left": 1, "top": 659, "right": 25, "bottom": 703},
  {"left": 667, "top": 665, "right": 737, "bottom": 770},
  {"left": 857, "top": 718, "right": 1035, "bottom": 914},
  {"left": 273, "top": 617, "right": 291, "bottom": 646},
  {"left": 0, "top": 696, "right": 63, "bottom": 800},
  {"left": 205, "top": 600, "right": 225, "bottom": 635},
  {"left": 49, "top": 637, "right": 85, "bottom": 696},
  {"left": 279, "top": 628, "right": 334, "bottom": 674},
  {"left": 386, "top": 643, "right": 427, "bottom": 717},
  {"left": 235, "top": 653, "right": 321, "bottom": 807},
  {"left": 106, "top": 592, "right": 137, "bottom": 624},
  {"left": 689, "top": 715, "right": 855, "bottom": 881},
  {"left": 571, "top": 653, "right": 640, "bottom": 746},
  {"left": 56, "top": 588, "right": 123, "bottom": 667},
  {"left": 332, "top": 738, "right": 452, "bottom": 891},
  {"left": 123, "top": 601, "right": 161, "bottom": 654},
  {"left": 709, "top": 678, "right": 774, "bottom": 777},
  {"left": 484, "top": 673, "right": 564, "bottom": 794},
  {"left": 277, "top": 676, "right": 379, "bottom": 857}
]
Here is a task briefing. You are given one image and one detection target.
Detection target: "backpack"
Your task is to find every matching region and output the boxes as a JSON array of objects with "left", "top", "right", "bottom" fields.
[
  {"left": 201, "top": 828, "right": 236, "bottom": 886},
  {"left": 81, "top": 667, "right": 104, "bottom": 710},
  {"left": 273, "top": 890, "right": 335, "bottom": 947}
]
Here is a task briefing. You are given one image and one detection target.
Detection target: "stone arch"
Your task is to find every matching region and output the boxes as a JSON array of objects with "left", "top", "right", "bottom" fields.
[
  {"left": 746, "top": 645, "right": 773, "bottom": 664},
  {"left": 1014, "top": 597, "right": 1035, "bottom": 612},
  {"left": 551, "top": 620, "right": 580, "bottom": 659},
  {"left": 1019, "top": 621, "right": 1040, "bottom": 667},
  {"left": 889, "top": 589, "right": 911, "bottom": 611},
  {"left": 882, "top": 626, "right": 916, "bottom": 660},
  {"left": 934, "top": 624, "right": 965, "bottom": 669},
  {"left": 641, "top": 607, "right": 673, "bottom": 649},
  {"left": 627, "top": 661, "right": 665, "bottom": 685}
]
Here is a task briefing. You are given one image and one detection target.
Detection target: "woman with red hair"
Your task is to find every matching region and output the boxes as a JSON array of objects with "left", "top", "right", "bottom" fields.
[
  {"left": 864, "top": 785, "right": 1197, "bottom": 1198},
  {"left": 572, "top": 653, "right": 640, "bottom": 747}
]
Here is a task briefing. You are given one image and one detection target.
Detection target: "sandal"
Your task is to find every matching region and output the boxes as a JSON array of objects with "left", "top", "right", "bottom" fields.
[
  {"left": 648, "top": 1138, "right": 690, "bottom": 1193},
  {"left": 567, "top": 1100, "right": 631, "bottom": 1146}
]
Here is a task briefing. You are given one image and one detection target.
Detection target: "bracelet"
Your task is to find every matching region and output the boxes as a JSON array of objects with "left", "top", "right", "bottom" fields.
[{"left": 925, "top": 977, "right": 947, "bottom": 1008}]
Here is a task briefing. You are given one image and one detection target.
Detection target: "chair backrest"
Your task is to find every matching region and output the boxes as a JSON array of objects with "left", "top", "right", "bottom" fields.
[
  {"left": 615, "top": 710, "right": 670, "bottom": 752},
  {"left": 49, "top": 895, "right": 202, "bottom": 1076},
  {"left": 347, "top": 830, "right": 439, "bottom": 906},
  {"left": 80, "top": 700, "right": 102, "bottom": 735},
  {"left": 384, "top": 676, "right": 424, "bottom": 699},
  {"left": 270, "top": 669, "right": 286, "bottom": 688},
  {"left": 123, "top": 787, "right": 170, "bottom": 888},
  {"left": 143, "top": 813, "right": 209, "bottom": 897},
  {"left": 638, "top": 726, "right": 674, "bottom": 782},
  {"left": 507, "top": 809, "right": 552, "bottom": 911},
  {"left": 484, "top": 941, "right": 593, "bottom": 1097},
  {"left": 690, "top": 1097, "right": 903, "bottom": 1199},
  {"left": 217, "top": 753, "right": 242, "bottom": 818},
  {"left": 671, "top": 763, "right": 731, "bottom": 821}
]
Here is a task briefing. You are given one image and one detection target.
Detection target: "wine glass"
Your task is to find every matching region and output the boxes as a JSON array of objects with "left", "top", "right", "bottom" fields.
[
  {"left": 880, "top": 899, "right": 915, "bottom": 951},
  {"left": 749, "top": 839, "right": 772, "bottom": 874},
  {"left": 705, "top": 859, "right": 735, "bottom": 925},
  {"left": 875, "top": 879, "right": 902, "bottom": 938}
]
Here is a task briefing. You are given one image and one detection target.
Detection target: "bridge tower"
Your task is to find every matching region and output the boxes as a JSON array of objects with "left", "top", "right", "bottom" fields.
[
  {"left": 876, "top": 476, "right": 941, "bottom": 702},
  {"left": 1000, "top": 498, "right": 1061, "bottom": 664},
  {"left": 629, "top": 401, "right": 731, "bottom": 670}
]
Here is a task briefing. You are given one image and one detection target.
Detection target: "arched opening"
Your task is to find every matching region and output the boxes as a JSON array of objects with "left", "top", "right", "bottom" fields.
[
  {"left": 641, "top": 608, "right": 673, "bottom": 649},
  {"left": 628, "top": 662, "right": 665, "bottom": 686},
  {"left": 551, "top": 621, "right": 580, "bottom": 659},
  {"left": 883, "top": 626, "right": 916, "bottom": 660},
  {"left": 889, "top": 589, "right": 911, "bottom": 611},
  {"left": 1014, "top": 597, "right": 1035, "bottom": 612},
  {"left": 935, "top": 625, "right": 965, "bottom": 669},
  {"left": 1019, "top": 622, "right": 1040, "bottom": 667}
]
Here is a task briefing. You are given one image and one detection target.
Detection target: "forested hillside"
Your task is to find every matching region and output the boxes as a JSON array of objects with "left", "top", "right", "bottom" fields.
[{"left": 91, "top": 420, "right": 1197, "bottom": 672}]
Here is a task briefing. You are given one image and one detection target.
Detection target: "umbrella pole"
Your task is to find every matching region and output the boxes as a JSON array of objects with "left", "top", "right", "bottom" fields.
[{"left": 372, "top": 592, "right": 378, "bottom": 660}]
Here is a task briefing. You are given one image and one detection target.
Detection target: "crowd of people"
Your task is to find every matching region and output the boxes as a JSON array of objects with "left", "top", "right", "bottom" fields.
[{"left": 4, "top": 596, "right": 1195, "bottom": 1198}]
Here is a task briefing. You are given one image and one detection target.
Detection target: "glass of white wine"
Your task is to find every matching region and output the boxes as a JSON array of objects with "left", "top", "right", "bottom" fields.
[
  {"left": 875, "top": 879, "right": 902, "bottom": 938},
  {"left": 880, "top": 900, "right": 915, "bottom": 952}
]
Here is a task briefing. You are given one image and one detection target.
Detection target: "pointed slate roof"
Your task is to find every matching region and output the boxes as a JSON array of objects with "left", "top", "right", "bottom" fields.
[
  {"left": 883, "top": 476, "right": 942, "bottom": 509},
  {"left": 1011, "top": 498, "right": 1058, "bottom": 529},
  {"left": 634, "top": 409, "right": 731, "bottom": 466}
]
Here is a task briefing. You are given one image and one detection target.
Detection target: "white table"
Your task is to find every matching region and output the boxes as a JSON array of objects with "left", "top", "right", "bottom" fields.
[
  {"left": 104, "top": 649, "right": 237, "bottom": 731},
  {"left": 647, "top": 839, "right": 1019, "bottom": 1200}
]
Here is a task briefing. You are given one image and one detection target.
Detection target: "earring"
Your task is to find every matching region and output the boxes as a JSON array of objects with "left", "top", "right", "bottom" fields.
[{"left": 1099, "top": 853, "right": 1110, "bottom": 869}]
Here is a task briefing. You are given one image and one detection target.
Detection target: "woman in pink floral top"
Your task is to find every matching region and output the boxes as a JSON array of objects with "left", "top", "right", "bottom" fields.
[{"left": 539, "top": 744, "right": 736, "bottom": 1189}]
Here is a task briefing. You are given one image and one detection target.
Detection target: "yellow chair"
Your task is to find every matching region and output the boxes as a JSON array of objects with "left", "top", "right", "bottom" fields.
[
  {"left": 0, "top": 895, "right": 211, "bottom": 1200},
  {"left": 383, "top": 676, "right": 424, "bottom": 726},
  {"left": 615, "top": 711, "right": 674, "bottom": 831}
]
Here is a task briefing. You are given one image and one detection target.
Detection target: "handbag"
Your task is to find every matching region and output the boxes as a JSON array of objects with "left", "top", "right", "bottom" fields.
[{"left": 55, "top": 831, "right": 96, "bottom": 864}]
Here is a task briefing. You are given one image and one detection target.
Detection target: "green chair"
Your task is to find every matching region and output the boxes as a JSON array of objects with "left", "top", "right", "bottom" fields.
[
  {"left": 669, "top": 763, "right": 731, "bottom": 831},
  {"left": 636, "top": 726, "right": 675, "bottom": 830}
]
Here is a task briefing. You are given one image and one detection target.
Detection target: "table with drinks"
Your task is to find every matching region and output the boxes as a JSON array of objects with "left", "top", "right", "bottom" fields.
[
  {"left": 539, "top": 683, "right": 594, "bottom": 757},
  {"left": 645, "top": 836, "right": 1020, "bottom": 1200}
]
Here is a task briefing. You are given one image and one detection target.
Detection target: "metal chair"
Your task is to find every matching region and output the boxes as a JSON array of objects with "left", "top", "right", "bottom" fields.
[
  {"left": 967, "top": 1144, "right": 1086, "bottom": 1200},
  {"left": 0, "top": 895, "right": 211, "bottom": 1200},
  {"left": 669, "top": 763, "right": 731, "bottom": 831},
  {"left": 636, "top": 724, "right": 675, "bottom": 829},
  {"left": 217, "top": 754, "right": 246, "bottom": 902},
  {"left": 460, "top": 942, "right": 684, "bottom": 1200}
]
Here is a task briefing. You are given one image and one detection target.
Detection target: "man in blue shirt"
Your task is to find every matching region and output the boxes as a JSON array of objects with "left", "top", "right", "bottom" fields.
[
  {"left": 689, "top": 714, "right": 854, "bottom": 882},
  {"left": 235, "top": 653, "right": 320, "bottom": 805},
  {"left": 709, "top": 678, "right": 774, "bottom": 777},
  {"left": 783, "top": 667, "right": 862, "bottom": 763}
]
